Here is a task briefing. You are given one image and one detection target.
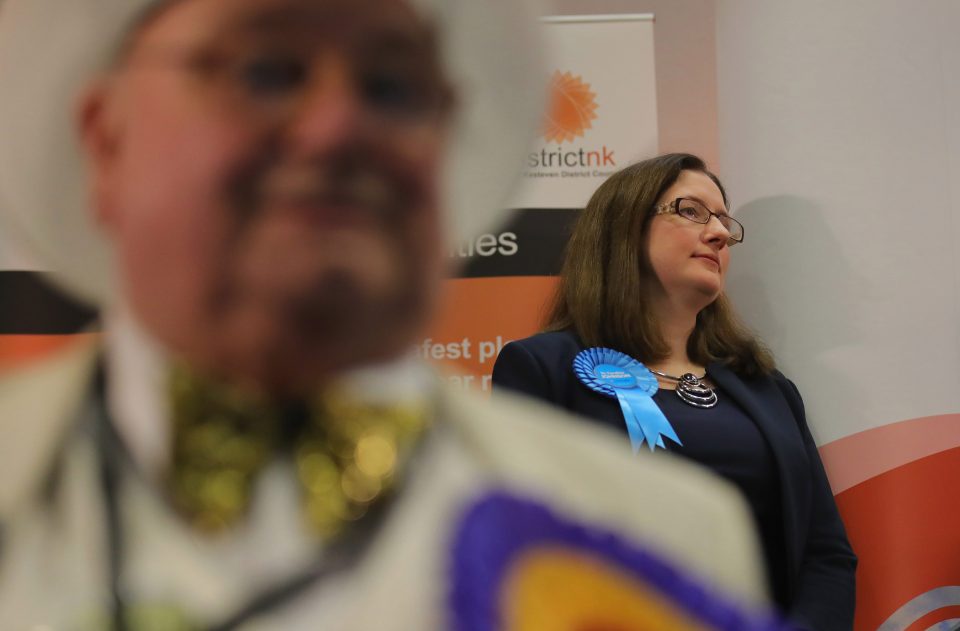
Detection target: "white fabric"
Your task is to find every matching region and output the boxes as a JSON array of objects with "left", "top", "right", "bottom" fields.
[{"left": 0, "top": 341, "right": 769, "bottom": 630}]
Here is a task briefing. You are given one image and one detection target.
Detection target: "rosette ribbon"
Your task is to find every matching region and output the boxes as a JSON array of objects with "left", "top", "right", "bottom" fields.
[{"left": 573, "top": 348, "right": 681, "bottom": 452}]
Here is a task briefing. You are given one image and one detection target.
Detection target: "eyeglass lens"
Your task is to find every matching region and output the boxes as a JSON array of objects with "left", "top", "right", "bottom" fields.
[{"left": 677, "top": 198, "right": 742, "bottom": 242}]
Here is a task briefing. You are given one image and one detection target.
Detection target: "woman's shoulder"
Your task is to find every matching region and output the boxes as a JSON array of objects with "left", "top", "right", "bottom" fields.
[
  {"left": 493, "top": 331, "right": 587, "bottom": 398},
  {"left": 714, "top": 363, "right": 806, "bottom": 413},
  {"left": 504, "top": 330, "right": 584, "bottom": 356},
  {"left": 711, "top": 362, "right": 791, "bottom": 386},
  {"left": 764, "top": 369, "right": 802, "bottom": 399},
  {"left": 495, "top": 331, "right": 585, "bottom": 380}
]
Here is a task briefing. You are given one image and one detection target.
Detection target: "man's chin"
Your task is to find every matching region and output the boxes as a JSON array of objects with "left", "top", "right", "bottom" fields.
[
  {"left": 205, "top": 292, "right": 427, "bottom": 396},
  {"left": 221, "top": 327, "right": 419, "bottom": 397}
]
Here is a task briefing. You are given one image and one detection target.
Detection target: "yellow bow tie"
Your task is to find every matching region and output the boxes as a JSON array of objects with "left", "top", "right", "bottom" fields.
[{"left": 165, "top": 366, "right": 429, "bottom": 539}]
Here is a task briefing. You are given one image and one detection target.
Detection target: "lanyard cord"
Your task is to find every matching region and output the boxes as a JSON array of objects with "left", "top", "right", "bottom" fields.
[
  {"left": 91, "top": 361, "right": 412, "bottom": 631},
  {"left": 93, "top": 361, "right": 131, "bottom": 631}
]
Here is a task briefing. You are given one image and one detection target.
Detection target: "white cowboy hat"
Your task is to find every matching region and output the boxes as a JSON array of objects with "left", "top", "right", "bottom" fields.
[{"left": 0, "top": 0, "right": 545, "bottom": 305}]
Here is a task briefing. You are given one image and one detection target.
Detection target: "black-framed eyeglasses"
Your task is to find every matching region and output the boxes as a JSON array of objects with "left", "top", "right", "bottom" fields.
[{"left": 653, "top": 197, "right": 744, "bottom": 245}]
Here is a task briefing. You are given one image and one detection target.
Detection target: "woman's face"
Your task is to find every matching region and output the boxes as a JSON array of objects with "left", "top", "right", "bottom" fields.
[{"left": 645, "top": 169, "right": 732, "bottom": 312}]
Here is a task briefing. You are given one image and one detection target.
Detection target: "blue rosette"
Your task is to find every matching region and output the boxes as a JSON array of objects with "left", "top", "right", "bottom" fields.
[{"left": 573, "top": 347, "right": 681, "bottom": 452}]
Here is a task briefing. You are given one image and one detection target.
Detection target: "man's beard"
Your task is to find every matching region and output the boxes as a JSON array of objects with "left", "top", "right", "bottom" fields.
[
  {"left": 203, "top": 209, "right": 432, "bottom": 395},
  {"left": 191, "top": 144, "right": 437, "bottom": 393}
]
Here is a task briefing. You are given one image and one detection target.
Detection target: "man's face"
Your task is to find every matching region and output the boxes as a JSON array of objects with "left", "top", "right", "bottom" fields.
[{"left": 82, "top": 0, "right": 452, "bottom": 393}]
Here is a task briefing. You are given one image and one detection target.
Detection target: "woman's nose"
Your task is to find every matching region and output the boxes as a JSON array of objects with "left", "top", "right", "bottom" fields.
[{"left": 702, "top": 214, "right": 731, "bottom": 246}]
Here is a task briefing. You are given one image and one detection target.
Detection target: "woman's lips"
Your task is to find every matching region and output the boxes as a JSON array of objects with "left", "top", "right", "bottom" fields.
[{"left": 693, "top": 253, "right": 720, "bottom": 269}]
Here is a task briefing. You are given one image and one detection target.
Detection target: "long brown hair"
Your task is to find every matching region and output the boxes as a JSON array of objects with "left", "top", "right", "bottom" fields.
[{"left": 543, "top": 153, "right": 774, "bottom": 376}]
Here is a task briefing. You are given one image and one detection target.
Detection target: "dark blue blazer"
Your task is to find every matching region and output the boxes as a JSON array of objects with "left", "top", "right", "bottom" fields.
[{"left": 492, "top": 330, "right": 857, "bottom": 631}]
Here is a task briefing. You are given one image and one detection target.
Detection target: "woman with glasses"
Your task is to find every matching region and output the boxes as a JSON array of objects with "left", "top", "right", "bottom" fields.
[{"left": 492, "top": 153, "right": 857, "bottom": 630}]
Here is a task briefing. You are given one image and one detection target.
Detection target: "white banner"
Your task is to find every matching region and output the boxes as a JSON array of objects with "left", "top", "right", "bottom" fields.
[
  {"left": 507, "top": 14, "right": 658, "bottom": 209},
  {"left": 716, "top": 2, "right": 960, "bottom": 628}
]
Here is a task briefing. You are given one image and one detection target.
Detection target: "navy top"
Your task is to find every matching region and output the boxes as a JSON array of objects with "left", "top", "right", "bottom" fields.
[{"left": 654, "top": 387, "right": 788, "bottom": 607}]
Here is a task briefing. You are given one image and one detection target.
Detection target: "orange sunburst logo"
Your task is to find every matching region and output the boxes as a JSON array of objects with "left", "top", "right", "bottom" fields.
[{"left": 542, "top": 71, "right": 599, "bottom": 144}]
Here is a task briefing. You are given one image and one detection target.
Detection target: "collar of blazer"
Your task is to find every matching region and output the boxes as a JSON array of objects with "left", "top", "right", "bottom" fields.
[{"left": 705, "top": 361, "right": 806, "bottom": 585}]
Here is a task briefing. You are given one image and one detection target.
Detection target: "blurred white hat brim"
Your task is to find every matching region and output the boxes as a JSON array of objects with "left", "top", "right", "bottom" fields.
[{"left": 0, "top": 0, "right": 546, "bottom": 306}]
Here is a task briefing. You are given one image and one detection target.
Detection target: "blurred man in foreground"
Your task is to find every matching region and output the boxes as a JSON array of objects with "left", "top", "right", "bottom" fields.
[{"left": 0, "top": 0, "right": 781, "bottom": 628}]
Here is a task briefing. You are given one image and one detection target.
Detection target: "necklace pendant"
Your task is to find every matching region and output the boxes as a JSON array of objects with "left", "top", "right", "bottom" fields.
[{"left": 675, "top": 373, "right": 718, "bottom": 409}]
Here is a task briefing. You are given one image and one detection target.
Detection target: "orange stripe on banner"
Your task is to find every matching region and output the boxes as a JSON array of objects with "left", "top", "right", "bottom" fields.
[
  {"left": 0, "top": 334, "right": 99, "bottom": 372},
  {"left": 904, "top": 605, "right": 960, "bottom": 631},
  {"left": 834, "top": 446, "right": 960, "bottom": 631},
  {"left": 819, "top": 414, "right": 960, "bottom": 494},
  {"left": 423, "top": 276, "right": 559, "bottom": 393}
]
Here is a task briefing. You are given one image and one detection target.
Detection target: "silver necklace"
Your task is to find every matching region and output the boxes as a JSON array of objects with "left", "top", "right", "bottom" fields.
[{"left": 649, "top": 369, "right": 718, "bottom": 408}]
